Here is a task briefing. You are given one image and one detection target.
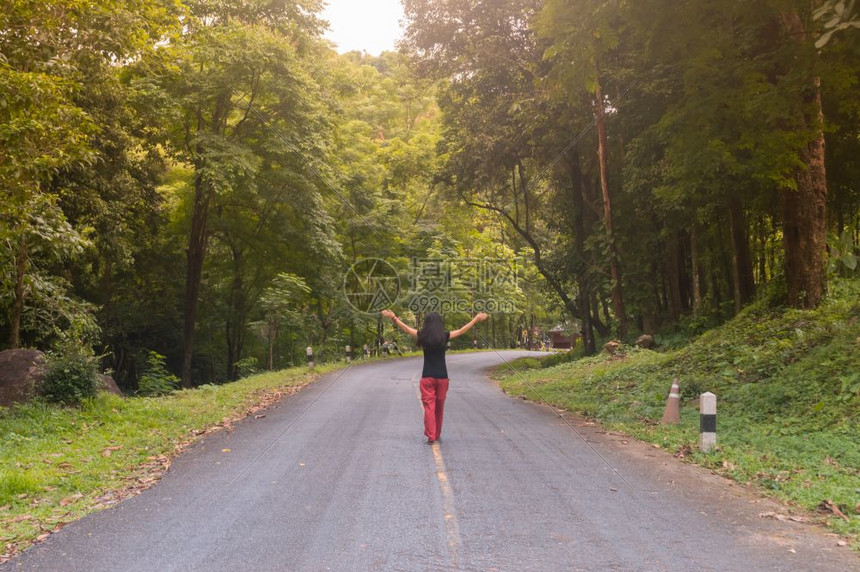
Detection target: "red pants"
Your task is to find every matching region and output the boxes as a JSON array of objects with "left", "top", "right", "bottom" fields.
[{"left": 419, "top": 377, "right": 449, "bottom": 441}]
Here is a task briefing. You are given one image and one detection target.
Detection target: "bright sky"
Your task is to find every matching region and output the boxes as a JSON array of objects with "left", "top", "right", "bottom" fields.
[{"left": 322, "top": 0, "right": 405, "bottom": 55}]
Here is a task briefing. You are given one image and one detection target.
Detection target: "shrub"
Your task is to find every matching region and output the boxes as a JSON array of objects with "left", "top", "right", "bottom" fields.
[
  {"left": 137, "top": 352, "right": 180, "bottom": 397},
  {"left": 235, "top": 357, "right": 259, "bottom": 379},
  {"left": 541, "top": 350, "right": 579, "bottom": 368},
  {"left": 515, "top": 357, "right": 544, "bottom": 370},
  {"left": 40, "top": 343, "right": 100, "bottom": 405}
]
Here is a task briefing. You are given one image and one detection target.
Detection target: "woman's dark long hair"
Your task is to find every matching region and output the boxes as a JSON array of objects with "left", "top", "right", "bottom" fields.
[{"left": 417, "top": 312, "right": 446, "bottom": 350}]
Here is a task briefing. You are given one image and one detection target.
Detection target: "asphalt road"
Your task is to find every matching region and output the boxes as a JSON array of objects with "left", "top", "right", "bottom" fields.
[{"left": 4, "top": 352, "right": 857, "bottom": 571}]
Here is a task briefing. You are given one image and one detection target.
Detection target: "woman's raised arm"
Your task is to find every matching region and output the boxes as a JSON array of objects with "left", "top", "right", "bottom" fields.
[
  {"left": 381, "top": 309, "right": 418, "bottom": 338},
  {"left": 449, "top": 312, "right": 489, "bottom": 339}
]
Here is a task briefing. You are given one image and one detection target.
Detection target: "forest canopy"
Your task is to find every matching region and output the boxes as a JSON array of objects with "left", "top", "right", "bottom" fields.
[{"left": 1, "top": 0, "right": 858, "bottom": 389}]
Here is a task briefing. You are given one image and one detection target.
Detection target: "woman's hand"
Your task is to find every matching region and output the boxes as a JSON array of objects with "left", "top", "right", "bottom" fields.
[
  {"left": 450, "top": 312, "right": 489, "bottom": 339},
  {"left": 384, "top": 309, "right": 418, "bottom": 337}
]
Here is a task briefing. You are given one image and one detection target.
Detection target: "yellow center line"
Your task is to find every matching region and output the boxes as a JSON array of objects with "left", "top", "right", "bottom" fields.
[
  {"left": 414, "top": 374, "right": 461, "bottom": 568},
  {"left": 431, "top": 442, "right": 460, "bottom": 567}
]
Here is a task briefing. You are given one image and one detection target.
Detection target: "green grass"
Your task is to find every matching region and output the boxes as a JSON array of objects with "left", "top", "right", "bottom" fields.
[
  {"left": 494, "top": 277, "right": 860, "bottom": 546},
  {"left": 0, "top": 362, "right": 348, "bottom": 560}
]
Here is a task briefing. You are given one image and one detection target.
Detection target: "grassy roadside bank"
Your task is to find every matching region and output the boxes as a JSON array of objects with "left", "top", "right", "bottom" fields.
[
  {"left": 494, "top": 279, "right": 860, "bottom": 547},
  {"left": 0, "top": 361, "right": 354, "bottom": 562}
]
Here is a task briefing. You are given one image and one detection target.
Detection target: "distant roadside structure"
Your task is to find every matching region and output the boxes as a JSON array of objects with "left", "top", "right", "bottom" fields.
[{"left": 548, "top": 325, "right": 579, "bottom": 350}]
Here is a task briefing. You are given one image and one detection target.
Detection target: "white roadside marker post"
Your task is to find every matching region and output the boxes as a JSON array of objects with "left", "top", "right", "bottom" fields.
[
  {"left": 345, "top": 345, "right": 352, "bottom": 363},
  {"left": 306, "top": 346, "right": 314, "bottom": 370},
  {"left": 699, "top": 392, "right": 717, "bottom": 452}
]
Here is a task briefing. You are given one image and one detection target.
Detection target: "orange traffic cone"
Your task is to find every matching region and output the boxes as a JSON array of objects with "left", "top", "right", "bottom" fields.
[{"left": 661, "top": 378, "right": 681, "bottom": 424}]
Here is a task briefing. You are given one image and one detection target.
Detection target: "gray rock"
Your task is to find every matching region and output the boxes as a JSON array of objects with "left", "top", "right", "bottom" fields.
[
  {"left": 99, "top": 373, "right": 123, "bottom": 396},
  {"left": 0, "top": 349, "right": 124, "bottom": 407},
  {"left": 0, "top": 349, "right": 46, "bottom": 407}
]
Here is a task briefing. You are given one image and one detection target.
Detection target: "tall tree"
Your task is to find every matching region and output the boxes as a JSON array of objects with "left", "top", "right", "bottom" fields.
[
  {"left": 779, "top": 6, "right": 828, "bottom": 308},
  {"left": 142, "top": 0, "right": 334, "bottom": 385},
  {"left": 537, "top": 0, "right": 630, "bottom": 336},
  {"left": 0, "top": 0, "right": 177, "bottom": 348}
]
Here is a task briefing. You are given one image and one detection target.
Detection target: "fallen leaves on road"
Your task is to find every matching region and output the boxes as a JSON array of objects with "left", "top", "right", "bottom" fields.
[{"left": 758, "top": 511, "right": 806, "bottom": 523}]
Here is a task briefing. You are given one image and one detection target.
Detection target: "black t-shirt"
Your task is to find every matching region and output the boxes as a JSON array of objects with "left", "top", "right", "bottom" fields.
[{"left": 421, "top": 331, "right": 450, "bottom": 379}]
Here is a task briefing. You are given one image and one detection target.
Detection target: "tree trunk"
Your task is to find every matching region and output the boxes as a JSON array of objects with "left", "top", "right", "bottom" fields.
[
  {"left": 568, "top": 153, "right": 596, "bottom": 355},
  {"left": 513, "top": 165, "right": 520, "bottom": 229},
  {"left": 9, "top": 234, "right": 28, "bottom": 349},
  {"left": 690, "top": 223, "right": 702, "bottom": 314},
  {"left": 267, "top": 320, "right": 277, "bottom": 371},
  {"left": 591, "top": 307, "right": 610, "bottom": 337},
  {"left": 517, "top": 161, "right": 531, "bottom": 235},
  {"left": 776, "top": 8, "right": 828, "bottom": 309},
  {"left": 782, "top": 79, "right": 827, "bottom": 308},
  {"left": 594, "top": 81, "right": 627, "bottom": 337},
  {"left": 591, "top": 296, "right": 601, "bottom": 336},
  {"left": 718, "top": 223, "right": 734, "bottom": 317},
  {"left": 225, "top": 244, "right": 245, "bottom": 381},
  {"left": 727, "top": 195, "right": 755, "bottom": 313},
  {"left": 181, "top": 172, "right": 212, "bottom": 388},
  {"left": 666, "top": 233, "right": 682, "bottom": 322},
  {"left": 601, "top": 295, "right": 611, "bottom": 326},
  {"left": 678, "top": 231, "right": 692, "bottom": 313},
  {"left": 528, "top": 313, "right": 535, "bottom": 350}
]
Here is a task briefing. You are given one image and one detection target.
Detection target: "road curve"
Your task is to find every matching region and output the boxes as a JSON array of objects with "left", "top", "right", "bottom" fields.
[{"left": 3, "top": 352, "right": 856, "bottom": 571}]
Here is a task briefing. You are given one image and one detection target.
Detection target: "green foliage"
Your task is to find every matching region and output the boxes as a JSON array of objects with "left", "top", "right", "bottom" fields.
[
  {"left": 137, "top": 352, "right": 180, "bottom": 397},
  {"left": 827, "top": 229, "right": 858, "bottom": 275},
  {"left": 837, "top": 373, "right": 860, "bottom": 403},
  {"left": 234, "top": 357, "right": 259, "bottom": 378},
  {"left": 513, "top": 357, "right": 544, "bottom": 370},
  {"left": 540, "top": 350, "right": 581, "bottom": 368},
  {"left": 40, "top": 342, "right": 100, "bottom": 405},
  {"left": 814, "top": 0, "right": 860, "bottom": 47}
]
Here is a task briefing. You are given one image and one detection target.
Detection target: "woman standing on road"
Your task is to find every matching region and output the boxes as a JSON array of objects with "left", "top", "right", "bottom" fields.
[{"left": 381, "top": 310, "right": 488, "bottom": 443}]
